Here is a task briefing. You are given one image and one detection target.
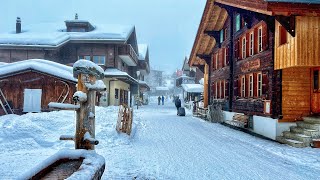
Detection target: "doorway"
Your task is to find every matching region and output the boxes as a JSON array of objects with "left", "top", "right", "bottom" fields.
[{"left": 23, "top": 89, "right": 42, "bottom": 112}]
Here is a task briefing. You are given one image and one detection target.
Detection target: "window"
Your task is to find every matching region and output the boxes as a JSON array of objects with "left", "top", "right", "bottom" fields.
[
  {"left": 220, "top": 29, "right": 224, "bottom": 43},
  {"left": 241, "top": 76, "right": 245, "bottom": 97},
  {"left": 257, "top": 73, "right": 262, "bottom": 96},
  {"left": 279, "top": 25, "right": 287, "bottom": 46},
  {"left": 219, "top": 81, "right": 222, "bottom": 99},
  {"left": 314, "top": 70, "right": 319, "bottom": 92},
  {"left": 242, "top": 37, "right": 246, "bottom": 59},
  {"left": 215, "top": 53, "right": 218, "bottom": 70},
  {"left": 78, "top": 55, "right": 90, "bottom": 60},
  {"left": 258, "top": 27, "right": 263, "bottom": 52},
  {"left": 222, "top": 81, "right": 225, "bottom": 99},
  {"left": 250, "top": 32, "right": 254, "bottom": 56},
  {"left": 93, "top": 56, "right": 106, "bottom": 65},
  {"left": 236, "top": 14, "right": 241, "bottom": 32},
  {"left": 215, "top": 82, "right": 218, "bottom": 99},
  {"left": 249, "top": 74, "right": 253, "bottom": 97}
]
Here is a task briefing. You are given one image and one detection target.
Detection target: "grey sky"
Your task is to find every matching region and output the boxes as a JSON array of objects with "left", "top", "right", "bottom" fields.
[{"left": 0, "top": 0, "right": 206, "bottom": 74}]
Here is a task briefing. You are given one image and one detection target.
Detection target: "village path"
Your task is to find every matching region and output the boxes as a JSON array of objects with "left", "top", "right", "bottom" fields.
[{"left": 98, "top": 98, "right": 320, "bottom": 179}]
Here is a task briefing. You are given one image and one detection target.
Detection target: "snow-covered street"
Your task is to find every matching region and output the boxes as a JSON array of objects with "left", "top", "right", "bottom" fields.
[{"left": 1, "top": 97, "right": 320, "bottom": 179}]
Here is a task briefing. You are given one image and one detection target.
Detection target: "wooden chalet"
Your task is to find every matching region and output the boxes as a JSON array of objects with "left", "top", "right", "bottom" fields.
[
  {"left": 0, "top": 15, "right": 151, "bottom": 107},
  {"left": 189, "top": 0, "right": 320, "bottom": 142},
  {"left": 0, "top": 59, "right": 77, "bottom": 115}
]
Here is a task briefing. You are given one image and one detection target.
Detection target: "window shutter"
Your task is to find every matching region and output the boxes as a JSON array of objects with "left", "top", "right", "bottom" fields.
[
  {"left": 225, "top": 80, "right": 229, "bottom": 98},
  {"left": 222, "top": 48, "right": 226, "bottom": 67},
  {"left": 211, "top": 82, "right": 215, "bottom": 99},
  {"left": 253, "top": 73, "right": 257, "bottom": 97},
  {"left": 219, "top": 49, "right": 223, "bottom": 69},
  {"left": 262, "top": 23, "right": 268, "bottom": 51},
  {"left": 245, "top": 75, "right": 249, "bottom": 97},
  {"left": 226, "top": 47, "right": 230, "bottom": 66},
  {"left": 262, "top": 71, "right": 269, "bottom": 96},
  {"left": 234, "top": 78, "right": 238, "bottom": 97},
  {"left": 238, "top": 38, "right": 242, "bottom": 60},
  {"left": 211, "top": 55, "right": 215, "bottom": 71},
  {"left": 235, "top": 39, "right": 240, "bottom": 60},
  {"left": 254, "top": 28, "right": 258, "bottom": 54},
  {"left": 246, "top": 33, "right": 250, "bottom": 58}
]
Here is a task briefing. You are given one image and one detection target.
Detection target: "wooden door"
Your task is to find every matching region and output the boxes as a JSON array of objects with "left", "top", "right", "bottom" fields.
[
  {"left": 23, "top": 89, "right": 42, "bottom": 112},
  {"left": 312, "top": 68, "right": 320, "bottom": 113}
]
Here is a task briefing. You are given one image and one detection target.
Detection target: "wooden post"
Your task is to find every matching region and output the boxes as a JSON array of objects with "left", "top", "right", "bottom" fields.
[{"left": 204, "top": 63, "right": 209, "bottom": 108}]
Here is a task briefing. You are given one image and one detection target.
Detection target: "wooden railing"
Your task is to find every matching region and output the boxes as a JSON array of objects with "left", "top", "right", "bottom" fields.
[{"left": 118, "top": 44, "right": 139, "bottom": 65}]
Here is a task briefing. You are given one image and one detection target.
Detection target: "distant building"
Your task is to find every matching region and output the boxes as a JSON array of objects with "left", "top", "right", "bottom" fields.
[{"left": 0, "top": 15, "right": 150, "bottom": 107}]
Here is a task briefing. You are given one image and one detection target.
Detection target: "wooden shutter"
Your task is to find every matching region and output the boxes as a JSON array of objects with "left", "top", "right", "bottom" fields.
[
  {"left": 211, "top": 55, "right": 215, "bottom": 71},
  {"left": 225, "top": 80, "right": 229, "bottom": 98},
  {"left": 253, "top": 73, "right": 257, "bottom": 97},
  {"left": 246, "top": 33, "right": 250, "bottom": 58},
  {"left": 262, "top": 71, "right": 269, "bottom": 96},
  {"left": 239, "top": 38, "right": 243, "bottom": 60},
  {"left": 212, "top": 82, "right": 216, "bottom": 99},
  {"left": 235, "top": 39, "right": 239, "bottom": 60},
  {"left": 234, "top": 78, "right": 238, "bottom": 97},
  {"left": 226, "top": 47, "right": 230, "bottom": 66},
  {"left": 245, "top": 75, "right": 249, "bottom": 97},
  {"left": 262, "top": 23, "right": 268, "bottom": 51},
  {"left": 254, "top": 28, "right": 258, "bottom": 54}
]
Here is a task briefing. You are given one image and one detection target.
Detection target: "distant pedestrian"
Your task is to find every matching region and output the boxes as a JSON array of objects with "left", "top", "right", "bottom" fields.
[
  {"left": 158, "top": 96, "right": 161, "bottom": 105},
  {"left": 175, "top": 97, "right": 181, "bottom": 115},
  {"left": 161, "top": 95, "right": 164, "bottom": 105}
]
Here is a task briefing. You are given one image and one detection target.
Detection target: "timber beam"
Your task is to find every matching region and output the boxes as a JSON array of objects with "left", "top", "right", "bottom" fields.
[
  {"left": 275, "top": 15, "right": 295, "bottom": 37},
  {"left": 196, "top": 54, "right": 211, "bottom": 65},
  {"left": 204, "top": 30, "right": 221, "bottom": 48}
]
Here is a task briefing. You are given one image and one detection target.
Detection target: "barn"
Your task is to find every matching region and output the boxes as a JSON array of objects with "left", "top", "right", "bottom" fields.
[{"left": 0, "top": 59, "right": 77, "bottom": 115}]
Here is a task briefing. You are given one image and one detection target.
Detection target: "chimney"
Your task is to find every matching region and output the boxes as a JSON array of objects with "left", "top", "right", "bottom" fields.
[
  {"left": 16, "top": 17, "right": 21, "bottom": 34},
  {"left": 75, "top": 13, "right": 78, "bottom": 20}
]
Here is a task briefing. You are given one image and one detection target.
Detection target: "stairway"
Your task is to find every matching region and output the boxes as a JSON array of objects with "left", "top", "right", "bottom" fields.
[{"left": 276, "top": 117, "right": 320, "bottom": 148}]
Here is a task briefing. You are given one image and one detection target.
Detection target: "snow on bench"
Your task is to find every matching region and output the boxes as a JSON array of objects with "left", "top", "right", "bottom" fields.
[
  {"left": 48, "top": 102, "right": 80, "bottom": 110},
  {"left": 225, "top": 114, "right": 249, "bottom": 128}
]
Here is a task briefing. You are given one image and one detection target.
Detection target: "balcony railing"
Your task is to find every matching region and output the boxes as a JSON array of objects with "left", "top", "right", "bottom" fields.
[{"left": 118, "top": 44, "right": 139, "bottom": 66}]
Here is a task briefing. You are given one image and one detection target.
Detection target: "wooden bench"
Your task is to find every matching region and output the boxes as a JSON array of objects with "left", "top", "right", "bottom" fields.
[{"left": 225, "top": 114, "right": 249, "bottom": 128}]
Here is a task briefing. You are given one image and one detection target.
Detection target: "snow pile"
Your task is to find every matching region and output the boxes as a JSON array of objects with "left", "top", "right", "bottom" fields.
[
  {"left": 48, "top": 102, "right": 80, "bottom": 109},
  {"left": 85, "top": 80, "right": 106, "bottom": 91},
  {"left": 181, "top": 84, "right": 203, "bottom": 93},
  {"left": 73, "top": 91, "right": 87, "bottom": 102},
  {"left": 73, "top": 59, "right": 104, "bottom": 79}
]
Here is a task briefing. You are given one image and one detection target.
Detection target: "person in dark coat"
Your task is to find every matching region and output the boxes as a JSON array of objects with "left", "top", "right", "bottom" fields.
[
  {"left": 175, "top": 97, "right": 181, "bottom": 115},
  {"left": 158, "top": 96, "right": 161, "bottom": 105},
  {"left": 161, "top": 95, "right": 164, "bottom": 105}
]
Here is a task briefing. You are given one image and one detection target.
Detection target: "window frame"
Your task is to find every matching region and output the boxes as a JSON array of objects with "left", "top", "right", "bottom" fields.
[
  {"left": 224, "top": 48, "right": 227, "bottom": 67},
  {"left": 249, "top": 74, "right": 254, "bottom": 97},
  {"left": 78, "top": 55, "right": 91, "bottom": 61},
  {"left": 257, "top": 72, "right": 262, "bottom": 97},
  {"left": 242, "top": 37, "right": 246, "bottom": 59},
  {"left": 241, "top": 75, "right": 246, "bottom": 97},
  {"left": 93, "top": 55, "right": 106, "bottom": 65},
  {"left": 250, "top": 32, "right": 254, "bottom": 56},
  {"left": 258, "top": 26, "right": 263, "bottom": 52},
  {"left": 236, "top": 14, "right": 241, "bottom": 32},
  {"left": 215, "top": 53, "right": 218, "bottom": 70}
]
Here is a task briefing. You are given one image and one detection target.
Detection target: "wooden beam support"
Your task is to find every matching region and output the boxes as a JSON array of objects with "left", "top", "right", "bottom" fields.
[
  {"left": 275, "top": 15, "right": 295, "bottom": 37},
  {"left": 196, "top": 54, "right": 211, "bottom": 65},
  {"left": 204, "top": 30, "right": 221, "bottom": 48}
]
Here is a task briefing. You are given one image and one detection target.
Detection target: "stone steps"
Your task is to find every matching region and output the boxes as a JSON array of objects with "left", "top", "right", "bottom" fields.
[
  {"left": 276, "top": 136, "right": 308, "bottom": 148},
  {"left": 276, "top": 116, "right": 320, "bottom": 148},
  {"left": 290, "top": 126, "right": 320, "bottom": 138}
]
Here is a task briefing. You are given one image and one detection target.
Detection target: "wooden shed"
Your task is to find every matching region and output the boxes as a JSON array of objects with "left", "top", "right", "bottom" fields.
[{"left": 0, "top": 59, "right": 77, "bottom": 115}]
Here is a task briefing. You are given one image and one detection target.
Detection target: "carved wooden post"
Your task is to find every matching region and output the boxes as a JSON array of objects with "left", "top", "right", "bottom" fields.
[{"left": 73, "top": 60, "right": 105, "bottom": 150}]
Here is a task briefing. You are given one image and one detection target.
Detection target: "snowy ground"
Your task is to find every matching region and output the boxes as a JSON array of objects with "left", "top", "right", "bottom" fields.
[{"left": 1, "top": 97, "right": 320, "bottom": 179}]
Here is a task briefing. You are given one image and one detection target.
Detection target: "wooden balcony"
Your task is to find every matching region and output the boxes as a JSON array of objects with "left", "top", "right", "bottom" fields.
[{"left": 118, "top": 44, "right": 139, "bottom": 66}]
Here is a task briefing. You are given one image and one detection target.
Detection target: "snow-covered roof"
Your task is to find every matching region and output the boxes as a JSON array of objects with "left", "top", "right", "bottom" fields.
[
  {"left": 0, "top": 22, "right": 135, "bottom": 47},
  {"left": 155, "top": 86, "right": 169, "bottom": 91},
  {"left": 0, "top": 59, "right": 77, "bottom": 82},
  {"left": 138, "top": 44, "right": 148, "bottom": 60},
  {"left": 181, "top": 84, "right": 203, "bottom": 93},
  {"left": 0, "top": 62, "right": 7, "bottom": 66},
  {"left": 104, "top": 68, "right": 138, "bottom": 83}
]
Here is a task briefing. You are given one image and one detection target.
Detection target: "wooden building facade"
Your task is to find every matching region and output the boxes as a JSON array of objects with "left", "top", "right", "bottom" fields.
[
  {"left": 0, "top": 17, "right": 150, "bottom": 107},
  {"left": 189, "top": 0, "right": 320, "bottom": 140}
]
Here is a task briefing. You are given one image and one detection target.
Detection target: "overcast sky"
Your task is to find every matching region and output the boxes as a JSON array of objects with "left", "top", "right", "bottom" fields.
[{"left": 0, "top": 0, "right": 206, "bottom": 74}]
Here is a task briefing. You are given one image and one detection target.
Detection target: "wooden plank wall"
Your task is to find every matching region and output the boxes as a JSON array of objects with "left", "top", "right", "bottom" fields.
[
  {"left": 275, "top": 16, "right": 320, "bottom": 69},
  {"left": 296, "top": 16, "right": 320, "bottom": 67},
  {"left": 281, "top": 67, "right": 311, "bottom": 121},
  {"left": 274, "top": 20, "right": 297, "bottom": 70}
]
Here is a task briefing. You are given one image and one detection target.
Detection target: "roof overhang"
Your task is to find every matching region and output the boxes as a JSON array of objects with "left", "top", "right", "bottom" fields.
[
  {"left": 266, "top": 2, "right": 320, "bottom": 16},
  {"left": 189, "top": 0, "right": 229, "bottom": 67}
]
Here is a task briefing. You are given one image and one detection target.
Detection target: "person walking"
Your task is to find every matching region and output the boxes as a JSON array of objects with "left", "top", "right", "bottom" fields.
[
  {"left": 158, "top": 96, "right": 161, "bottom": 105},
  {"left": 175, "top": 96, "right": 181, "bottom": 115},
  {"left": 161, "top": 95, "right": 164, "bottom": 105}
]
